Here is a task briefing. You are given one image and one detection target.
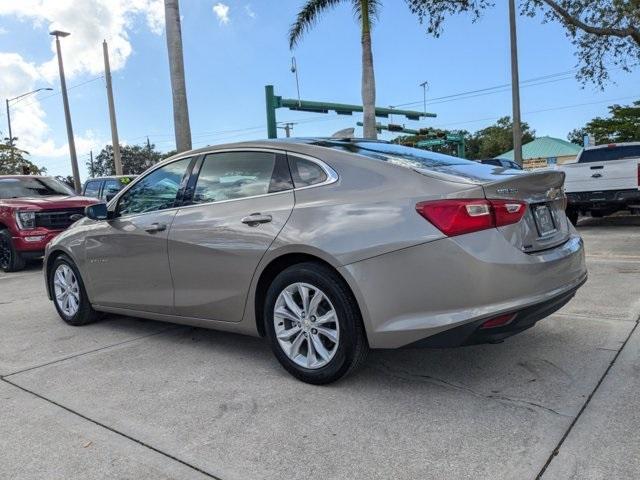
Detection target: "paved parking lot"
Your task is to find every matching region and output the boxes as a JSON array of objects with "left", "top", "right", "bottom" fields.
[{"left": 2, "top": 215, "right": 639, "bottom": 480}]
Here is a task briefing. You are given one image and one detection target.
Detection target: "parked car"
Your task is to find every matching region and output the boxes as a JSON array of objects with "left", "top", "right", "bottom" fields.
[
  {"left": 479, "top": 158, "right": 523, "bottom": 170},
  {"left": 558, "top": 142, "right": 640, "bottom": 225},
  {"left": 43, "top": 139, "right": 587, "bottom": 384},
  {"left": 0, "top": 176, "right": 99, "bottom": 272},
  {"left": 83, "top": 175, "right": 137, "bottom": 202}
]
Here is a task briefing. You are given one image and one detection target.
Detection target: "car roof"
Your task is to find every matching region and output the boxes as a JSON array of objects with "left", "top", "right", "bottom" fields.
[
  {"left": 584, "top": 141, "right": 640, "bottom": 150},
  {"left": 85, "top": 175, "right": 137, "bottom": 181},
  {"left": 0, "top": 175, "right": 51, "bottom": 179},
  {"left": 163, "top": 137, "right": 390, "bottom": 160}
]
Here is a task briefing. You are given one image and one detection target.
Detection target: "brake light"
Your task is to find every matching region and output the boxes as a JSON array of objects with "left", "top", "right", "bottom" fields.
[
  {"left": 480, "top": 313, "right": 517, "bottom": 329},
  {"left": 416, "top": 199, "right": 527, "bottom": 236}
]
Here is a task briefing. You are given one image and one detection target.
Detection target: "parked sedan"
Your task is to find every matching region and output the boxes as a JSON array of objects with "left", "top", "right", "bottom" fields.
[
  {"left": 43, "top": 139, "right": 587, "bottom": 384},
  {"left": 83, "top": 175, "right": 137, "bottom": 202}
]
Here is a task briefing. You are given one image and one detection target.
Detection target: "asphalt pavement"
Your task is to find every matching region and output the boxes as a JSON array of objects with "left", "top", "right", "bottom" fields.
[{"left": 1, "top": 215, "right": 639, "bottom": 479}]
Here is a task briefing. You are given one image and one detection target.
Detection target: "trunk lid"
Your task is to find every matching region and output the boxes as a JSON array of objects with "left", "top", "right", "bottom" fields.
[
  {"left": 415, "top": 164, "right": 570, "bottom": 252},
  {"left": 482, "top": 170, "right": 570, "bottom": 252}
]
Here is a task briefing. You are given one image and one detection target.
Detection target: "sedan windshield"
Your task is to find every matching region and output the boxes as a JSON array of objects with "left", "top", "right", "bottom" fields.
[
  {"left": 319, "top": 141, "right": 475, "bottom": 169},
  {"left": 0, "top": 177, "right": 74, "bottom": 199}
]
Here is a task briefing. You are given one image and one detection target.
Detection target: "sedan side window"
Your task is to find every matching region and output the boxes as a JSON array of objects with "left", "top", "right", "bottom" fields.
[
  {"left": 102, "top": 179, "right": 121, "bottom": 200},
  {"left": 289, "top": 156, "right": 327, "bottom": 188},
  {"left": 83, "top": 180, "right": 102, "bottom": 198},
  {"left": 118, "top": 158, "right": 191, "bottom": 215},
  {"left": 192, "top": 152, "right": 281, "bottom": 204}
]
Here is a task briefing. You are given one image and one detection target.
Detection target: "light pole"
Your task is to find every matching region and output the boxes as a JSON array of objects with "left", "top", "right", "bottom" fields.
[
  {"left": 5, "top": 87, "right": 53, "bottom": 160},
  {"left": 50, "top": 30, "right": 81, "bottom": 193},
  {"left": 419, "top": 81, "right": 429, "bottom": 115},
  {"left": 508, "top": 0, "right": 523, "bottom": 167},
  {"left": 103, "top": 40, "right": 123, "bottom": 175}
]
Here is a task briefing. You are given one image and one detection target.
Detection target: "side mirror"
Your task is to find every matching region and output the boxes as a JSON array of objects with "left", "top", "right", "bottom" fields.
[{"left": 85, "top": 203, "right": 109, "bottom": 220}]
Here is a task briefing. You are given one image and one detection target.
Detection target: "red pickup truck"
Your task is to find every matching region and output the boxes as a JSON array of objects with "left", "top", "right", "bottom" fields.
[{"left": 0, "top": 176, "right": 98, "bottom": 272}]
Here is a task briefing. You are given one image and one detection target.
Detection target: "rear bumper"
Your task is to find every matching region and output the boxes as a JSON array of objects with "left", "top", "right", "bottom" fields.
[
  {"left": 407, "top": 277, "right": 585, "bottom": 347},
  {"left": 567, "top": 189, "right": 640, "bottom": 210},
  {"left": 340, "top": 230, "right": 587, "bottom": 349}
]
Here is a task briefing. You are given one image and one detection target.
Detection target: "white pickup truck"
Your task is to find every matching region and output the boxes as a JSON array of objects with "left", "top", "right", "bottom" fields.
[{"left": 557, "top": 142, "right": 640, "bottom": 225}]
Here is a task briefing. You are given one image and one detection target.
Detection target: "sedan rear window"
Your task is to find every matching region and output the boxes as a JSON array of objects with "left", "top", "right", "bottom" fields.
[
  {"left": 579, "top": 145, "right": 640, "bottom": 163},
  {"left": 319, "top": 141, "right": 474, "bottom": 169}
]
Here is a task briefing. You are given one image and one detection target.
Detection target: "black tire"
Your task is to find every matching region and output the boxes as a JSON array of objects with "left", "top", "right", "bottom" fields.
[
  {"left": 264, "top": 262, "right": 368, "bottom": 385},
  {"left": 0, "top": 229, "right": 26, "bottom": 273},
  {"left": 48, "top": 255, "right": 100, "bottom": 326},
  {"left": 566, "top": 208, "right": 579, "bottom": 226}
]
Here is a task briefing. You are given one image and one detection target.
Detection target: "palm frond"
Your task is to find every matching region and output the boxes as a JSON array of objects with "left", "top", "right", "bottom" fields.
[
  {"left": 289, "top": 0, "right": 346, "bottom": 49},
  {"left": 352, "top": 0, "right": 382, "bottom": 25}
]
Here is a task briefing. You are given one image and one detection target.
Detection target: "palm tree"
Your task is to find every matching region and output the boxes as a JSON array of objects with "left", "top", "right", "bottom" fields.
[
  {"left": 289, "top": 0, "right": 380, "bottom": 139},
  {"left": 164, "top": 0, "right": 192, "bottom": 152}
]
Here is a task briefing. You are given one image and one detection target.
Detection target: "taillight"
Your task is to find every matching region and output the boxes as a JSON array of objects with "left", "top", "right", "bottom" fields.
[{"left": 416, "top": 198, "right": 527, "bottom": 237}]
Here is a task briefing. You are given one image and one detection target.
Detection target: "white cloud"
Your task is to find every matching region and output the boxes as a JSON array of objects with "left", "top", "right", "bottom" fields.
[
  {"left": 213, "top": 2, "right": 230, "bottom": 25},
  {"left": 244, "top": 4, "right": 256, "bottom": 19},
  {"left": 0, "top": 26, "right": 7, "bottom": 35},
  {"left": 0, "top": 0, "right": 164, "bottom": 168}
]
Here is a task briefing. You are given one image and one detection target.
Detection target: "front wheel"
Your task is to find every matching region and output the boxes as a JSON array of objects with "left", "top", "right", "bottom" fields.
[
  {"left": 0, "top": 230, "right": 26, "bottom": 273},
  {"left": 264, "top": 262, "right": 368, "bottom": 385},
  {"left": 49, "top": 255, "right": 100, "bottom": 326}
]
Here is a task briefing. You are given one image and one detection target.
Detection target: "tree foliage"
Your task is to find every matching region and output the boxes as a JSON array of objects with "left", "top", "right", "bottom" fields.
[
  {"left": 465, "top": 116, "right": 535, "bottom": 160},
  {"left": 523, "top": 0, "right": 640, "bottom": 86},
  {"left": 0, "top": 138, "right": 46, "bottom": 175},
  {"left": 88, "top": 143, "right": 167, "bottom": 177},
  {"left": 405, "top": 0, "right": 493, "bottom": 36},
  {"left": 569, "top": 100, "right": 640, "bottom": 144}
]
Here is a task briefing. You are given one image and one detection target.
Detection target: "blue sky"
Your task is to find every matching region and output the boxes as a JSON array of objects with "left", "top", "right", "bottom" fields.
[{"left": 0, "top": 1, "right": 638, "bottom": 178}]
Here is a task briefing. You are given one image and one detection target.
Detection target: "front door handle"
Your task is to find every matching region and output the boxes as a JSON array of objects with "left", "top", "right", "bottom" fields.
[
  {"left": 591, "top": 173, "right": 603, "bottom": 178},
  {"left": 144, "top": 222, "right": 167, "bottom": 233},
  {"left": 241, "top": 213, "right": 272, "bottom": 226}
]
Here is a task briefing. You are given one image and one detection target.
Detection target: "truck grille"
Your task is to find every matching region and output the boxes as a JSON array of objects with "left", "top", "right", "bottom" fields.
[{"left": 35, "top": 208, "right": 85, "bottom": 230}]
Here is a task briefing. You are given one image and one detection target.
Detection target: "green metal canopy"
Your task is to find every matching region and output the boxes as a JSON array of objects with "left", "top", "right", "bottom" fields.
[{"left": 497, "top": 136, "right": 582, "bottom": 161}]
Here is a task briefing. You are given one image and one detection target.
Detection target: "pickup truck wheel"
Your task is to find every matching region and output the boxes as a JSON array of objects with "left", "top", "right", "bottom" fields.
[
  {"left": 0, "top": 230, "right": 26, "bottom": 273},
  {"left": 566, "top": 208, "right": 579, "bottom": 226}
]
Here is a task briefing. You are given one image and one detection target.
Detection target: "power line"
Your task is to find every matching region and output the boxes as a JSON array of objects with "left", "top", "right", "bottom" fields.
[
  {"left": 432, "top": 94, "right": 639, "bottom": 129},
  {"left": 18, "top": 76, "right": 104, "bottom": 108}
]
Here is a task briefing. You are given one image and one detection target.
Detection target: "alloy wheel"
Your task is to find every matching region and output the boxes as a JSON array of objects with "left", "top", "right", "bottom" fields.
[
  {"left": 273, "top": 282, "right": 340, "bottom": 369},
  {"left": 53, "top": 264, "right": 81, "bottom": 317}
]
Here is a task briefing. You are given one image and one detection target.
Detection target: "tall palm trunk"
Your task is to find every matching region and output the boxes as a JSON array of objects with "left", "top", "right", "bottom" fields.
[
  {"left": 164, "top": 0, "right": 192, "bottom": 152},
  {"left": 360, "top": 0, "right": 377, "bottom": 140}
]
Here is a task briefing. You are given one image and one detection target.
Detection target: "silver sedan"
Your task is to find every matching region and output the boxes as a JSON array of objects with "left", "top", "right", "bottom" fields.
[{"left": 44, "top": 139, "right": 587, "bottom": 384}]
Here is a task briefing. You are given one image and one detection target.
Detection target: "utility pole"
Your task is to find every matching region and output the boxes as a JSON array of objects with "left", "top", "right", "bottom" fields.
[
  {"left": 89, "top": 150, "right": 94, "bottom": 177},
  {"left": 278, "top": 122, "right": 295, "bottom": 138},
  {"left": 5, "top": 88, "right": 53, "bottom": 163},
  {"left": 103, "top": 40, "right": 122, "bottom": 175},
  {"left": 508, "top": 0, "right": 523, "bottom": 167},
  {"left": 164, "top": 0, "right": 192, "bottom": 153},
  {"left": 5, "top": 99, "right": 13, "bottom": 161},
  {"left": 50, "top": 30, "right": 81, "bottom": 193}
]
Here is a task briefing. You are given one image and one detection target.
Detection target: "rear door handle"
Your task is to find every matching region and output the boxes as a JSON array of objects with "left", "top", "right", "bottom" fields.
[
  {"left": 241, "top": 213, "right": 272, "bottom": 226},
  {"left": 144, "top": 222, "right": 167, "bottom": 233},
  {"left": 591, "top": 173, "right": 602, "bottom": 178}
]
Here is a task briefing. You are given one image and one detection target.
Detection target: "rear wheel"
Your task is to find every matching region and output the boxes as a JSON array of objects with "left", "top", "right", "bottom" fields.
[
  {"left": 0, "top": 230, "right": 26, "bottom": 273},
  {"left": 49, "top": 255, "right": 100, "bottom": 326},
  {"left": 264, "top": 262, "right": 368, "bottom": 384}
]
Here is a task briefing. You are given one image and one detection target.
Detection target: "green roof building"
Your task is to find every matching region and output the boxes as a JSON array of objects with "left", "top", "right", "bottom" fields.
[{"left": 497, "top": 136, "right": 582, "bottom": 169}]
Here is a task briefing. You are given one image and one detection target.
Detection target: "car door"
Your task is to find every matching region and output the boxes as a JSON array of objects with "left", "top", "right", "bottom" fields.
[
  {"left": 84, "top": 157, "right": 193, "bottom": 314},
  {"left": 168, "top": 150, "right": 294, "bottom": 321}
]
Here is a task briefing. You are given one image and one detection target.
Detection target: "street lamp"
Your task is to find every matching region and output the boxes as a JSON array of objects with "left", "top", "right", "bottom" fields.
[
  {"left": 50, "top": 29, "right": 81, "bottom": 193},
  {"left": 5, "top": 88, "right": 53, "bottom": 161}
]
